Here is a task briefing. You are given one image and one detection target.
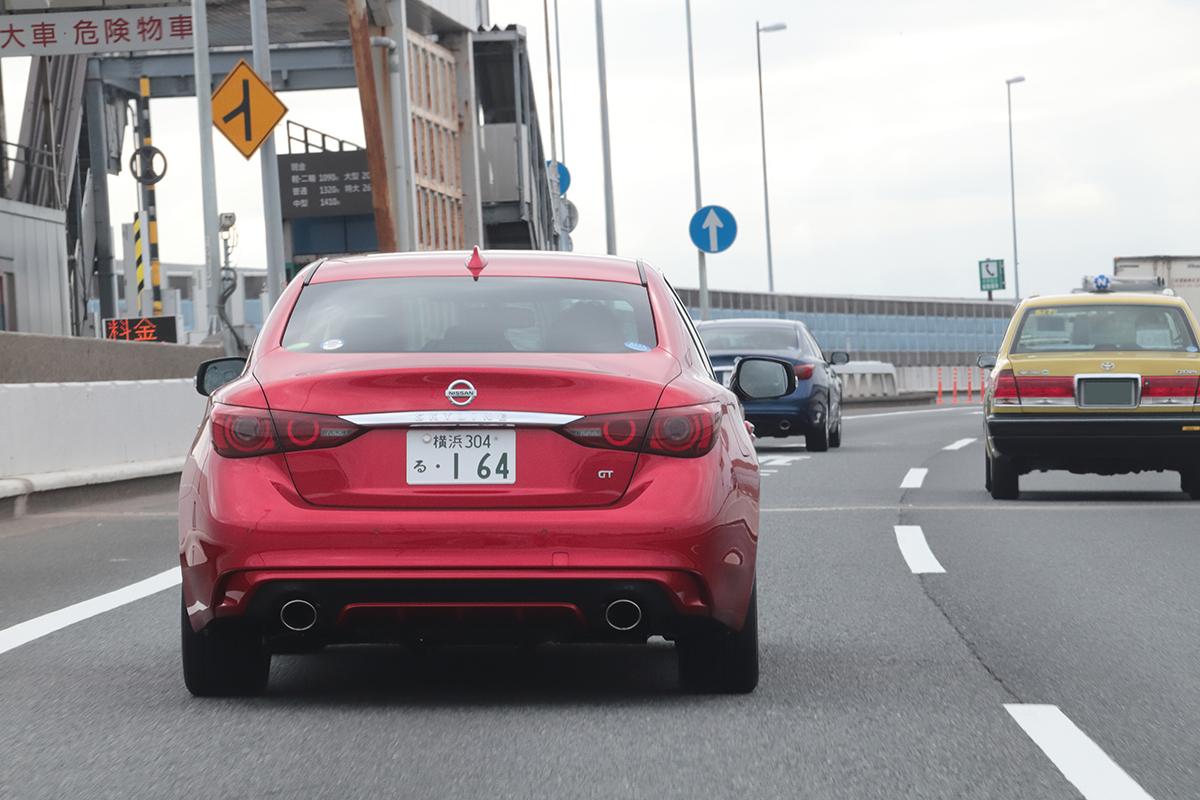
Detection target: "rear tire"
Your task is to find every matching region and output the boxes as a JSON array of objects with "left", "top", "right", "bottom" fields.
[
  {"left": 181, "top": 594, "right": 270, "bottom": 697},
  {"left": 1181, "top": 468, "right": 1200, "bottom": 500},
  {"left": 829, "top": 416, "right": 842, "bottom": 448},
  {"left": 988, "top": 453, "right": 1019, "bottom": 500},
  {"left": 984, "top": 452, "right": 992, "bottom": 493},
  {"left": 806, "top": 412, "right": 830, "bottom": 452},
  {"left": 678, "top": 584, "right": 759, "bottom": 694}
]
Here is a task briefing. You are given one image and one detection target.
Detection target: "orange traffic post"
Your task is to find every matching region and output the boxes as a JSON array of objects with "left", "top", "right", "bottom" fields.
[
  {"left": 952, "top": 367, "right": 959, "bottom": 404},
  {"left": 966, "top": 367, "right": 973, "bottom": 402},
  {"left": 937, "top": 367, "right": 943, "bottom": 405}
]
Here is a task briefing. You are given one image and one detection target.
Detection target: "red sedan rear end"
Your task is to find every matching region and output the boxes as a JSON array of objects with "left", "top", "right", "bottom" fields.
[{"left": 179, "top": 251, "right": 789, "bottom": 696}]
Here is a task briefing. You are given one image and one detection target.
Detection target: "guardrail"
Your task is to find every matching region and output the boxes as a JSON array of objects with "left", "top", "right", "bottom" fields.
[{"left": 0, "top": 379, "right": 204, "bottom": 500}]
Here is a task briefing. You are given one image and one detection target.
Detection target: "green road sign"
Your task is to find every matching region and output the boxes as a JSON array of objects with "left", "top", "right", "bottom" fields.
[{"left": 979, "top": 259, "right": 1005, "bottom": 292}]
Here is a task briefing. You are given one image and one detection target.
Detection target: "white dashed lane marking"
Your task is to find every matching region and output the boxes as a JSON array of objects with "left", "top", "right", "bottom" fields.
[
  {"left": 758, "top": 454, "right": 811, "bottom": 467},
  {"left": 893, "top": 525, "right": 945, "bottom": 574},
  {"left": 943, "top": 438, "right": 977, "bottom": 451},
  {"left": 0, "top": 567, "right": 180, "bottom": 656},
  {"left": 1005, "top": 704, "right": 1155, "bottom": 800},
  {"left": 900, "top": 468, "right": 928, "bottom": 489}
]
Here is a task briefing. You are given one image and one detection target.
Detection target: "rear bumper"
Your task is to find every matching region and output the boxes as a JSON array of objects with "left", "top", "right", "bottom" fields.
[
  {"left": 743, "top": 393, "right": 824, "bottom": 437},
  {"left": 986, "top": 413, "right": 1200, "bottom": 470},
  {"left": 180, "top": 444, "right": 760, "bottom": 636}
]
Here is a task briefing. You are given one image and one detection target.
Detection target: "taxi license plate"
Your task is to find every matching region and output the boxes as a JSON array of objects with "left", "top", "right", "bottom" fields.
[
  {"left": 1078, "top": 378, "right": 1137, "bottom": 408},
  {"left": 406, "top": 429, "right": 516, "bottom": 485}
]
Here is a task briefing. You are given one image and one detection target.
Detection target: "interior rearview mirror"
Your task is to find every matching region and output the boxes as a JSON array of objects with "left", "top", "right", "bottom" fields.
[
  {"left": 829, "top": 351, "right": 850, "bottom": 365},
  {"left": 976, "top": 354, "right": 997, "bottom": 369},
  {"left": 196, "top": 357, "right": 247, "bottom": 397},
  {"left": 730, "top": 357, "right": 797, "bottom": 401}
]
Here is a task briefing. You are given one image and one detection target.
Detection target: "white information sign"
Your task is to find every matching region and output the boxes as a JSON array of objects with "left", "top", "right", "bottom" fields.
[{"left": 0, "top": 6, "right": 192, "bottom": 57}]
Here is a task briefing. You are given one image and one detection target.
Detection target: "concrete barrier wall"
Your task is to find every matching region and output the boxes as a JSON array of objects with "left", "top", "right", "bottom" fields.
[
  {"left": 0, "top": 331, "right": 222, "bottom": 383},
  {"left": 0, "top": 380, "right": 206, "bottom": 480},
  {"left": 897, "top": 365, "right": 989, "bottom": 395}
]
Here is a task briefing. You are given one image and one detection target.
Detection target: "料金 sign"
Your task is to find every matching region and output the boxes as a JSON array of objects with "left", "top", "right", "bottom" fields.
[
  {"left": 689, "top": 205, "right": 737, "bottom": 254},
  {"left": 979, "top": 259, "right": 1005, "bottom": 292},
  {"left": 212, "top": 60, "right": 287, "bottom": 159},
  {"left": 0, "top": 6, "right": 192, "bottom": 58},
  {"left": 277, "top": 151, "right": 374, "bottom": 219},
  {"left": 103, "top": 316, "right": 179, "bottom": 344}
]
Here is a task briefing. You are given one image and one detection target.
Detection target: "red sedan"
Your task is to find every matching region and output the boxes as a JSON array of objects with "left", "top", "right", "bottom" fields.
[{"left": 180, "top": 250, "right": 794, "bottom": 695}]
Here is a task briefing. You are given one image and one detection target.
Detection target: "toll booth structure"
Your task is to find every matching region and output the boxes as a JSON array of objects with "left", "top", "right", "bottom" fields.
[{"left": 0, "top": 0, "right": 567, "bottom": 340}]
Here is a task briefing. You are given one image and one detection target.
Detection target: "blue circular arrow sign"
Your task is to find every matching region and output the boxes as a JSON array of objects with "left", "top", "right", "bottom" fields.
[
  {"left": 689, "top": 205, "right": 737, "bottom": 253},
  {"left": 547, "top": 160, "right": 571, "bottom": 194}
]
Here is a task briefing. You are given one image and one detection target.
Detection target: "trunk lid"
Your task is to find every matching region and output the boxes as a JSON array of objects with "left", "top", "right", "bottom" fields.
[
  {"left": 253, "top": 351, "right": 680, "bottom": 508},
  {"left": 1005, "top": 352, "right": 1200, "bottom": 413}
]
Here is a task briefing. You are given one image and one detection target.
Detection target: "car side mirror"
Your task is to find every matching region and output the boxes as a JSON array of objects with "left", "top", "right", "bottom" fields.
[
  {"left": 829, "top": 351, "right": 850, "bottom": 365},
  {"left": 196, "top": 357, "right": 247, "bottom": 396},
  {"left": 976, "top": 354, "right": 997, "bottom": 369},
  {"left": 730, "top": 357, "right": 796, "bottom": 401}
]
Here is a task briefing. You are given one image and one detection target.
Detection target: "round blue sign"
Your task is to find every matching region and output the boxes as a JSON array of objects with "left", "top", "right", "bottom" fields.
[
  {"left": 1093, "top": 274, "right": 1111, "bottom": 291},
  {"left": 689, "top": 205, "right": 737, "bottom": 253},
  {"left": 547, "top": 160, "right": 570, "bottom": 194}
]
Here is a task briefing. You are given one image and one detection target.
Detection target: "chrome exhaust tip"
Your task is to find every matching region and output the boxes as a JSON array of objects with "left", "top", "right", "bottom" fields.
[
  {"left": 604, "top": 599, "right": 643, "bottom": 632},
  {"left": 279, "top": 599, "right": 318, "bottom": 632},
  {"left": 778, "top": 419, "right": 792, "bottom": 432}
]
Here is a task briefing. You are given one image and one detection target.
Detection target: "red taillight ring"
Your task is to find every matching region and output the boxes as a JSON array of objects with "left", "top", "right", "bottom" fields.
[
  {"left": 286, "top": 418, "right": 321, "bottom": 447},
  {"left": 602, "top": 419, "right": 637, "bottom": 447},
  {"left": 226, "top": 416, "right": 271, "bottom": 452}
]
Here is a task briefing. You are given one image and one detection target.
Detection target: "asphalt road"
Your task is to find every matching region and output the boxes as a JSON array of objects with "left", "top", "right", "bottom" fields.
[{"left": 1, "top": 404, "right": 1195, "bottom": 799}]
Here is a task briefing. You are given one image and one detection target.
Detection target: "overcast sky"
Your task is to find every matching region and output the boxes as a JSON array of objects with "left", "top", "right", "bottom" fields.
[{"left": 4, "top": 0, "right": 1200, "bottom": 300}]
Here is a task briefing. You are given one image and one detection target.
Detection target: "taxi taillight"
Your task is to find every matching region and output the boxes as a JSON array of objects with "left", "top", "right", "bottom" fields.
[
  {"left": 1142, "top": 376, "right": 1199, "bottom": 404},
  {"left": 1015, "top": 376, "right": 1074, "bottom": 400},
  {"left": 993, "top": 370, "right": 1020, "bottom": 405}
]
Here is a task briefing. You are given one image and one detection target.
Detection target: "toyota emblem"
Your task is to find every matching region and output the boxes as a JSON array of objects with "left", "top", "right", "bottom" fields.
[
  {"left": 1100, "top": 362, "right": 1116, "bottom": 371},
  {"left": 445, "top": 379, "right": 477, "bottom": 406}
]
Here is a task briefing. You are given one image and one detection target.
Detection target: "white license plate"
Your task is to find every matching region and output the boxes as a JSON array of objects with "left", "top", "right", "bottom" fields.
[{"left": 406, "top": 428, "right": 516, "bottom": 485}]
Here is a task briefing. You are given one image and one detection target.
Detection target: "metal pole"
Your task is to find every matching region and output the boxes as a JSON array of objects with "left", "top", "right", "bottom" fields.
[
  {"left": 392, "top": 0, "right": 418, "bottom": 251},
  {"left": 191, "top": 0, "right": 229, "bottom": 353},
  {"left": 135, "top": 77, "right": 163, "bottom": 315},
  {"left": 1006, "top": 80, "right": 1021, "bottom": 301},
  {"left": 250, "top": 0, "right": 286, "bottom": 307},
  {"left": 542, "top": 0, "right": 557, "bottom": 166},
  {"left": 594, "top": 0, "right": 616, "bottom": 255},
  {"left": 756, "top": 22, "right": 776, "bottom": 294},
  {"left": 84, "top": 79, "right": 117, "bottom": 320},
  {"left": 685, "top": 0, "right": 708, "bottom": 320},
  {"left": 553, "top": 0, "right": 565, "bottom": 163}
]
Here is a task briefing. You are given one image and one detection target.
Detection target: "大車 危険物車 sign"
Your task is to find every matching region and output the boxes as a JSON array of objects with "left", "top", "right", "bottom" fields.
[{"left": 0, "top": 6, "right": 192, "bottom": 57}]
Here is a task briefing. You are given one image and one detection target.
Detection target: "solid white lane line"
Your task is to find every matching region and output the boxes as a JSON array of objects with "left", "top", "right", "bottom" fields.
[
  {"left": 844, "top": 406, "right": 975, "bottom": 420},
  {"left": 943, "top": 437, "right": 977, "bottom": 451},
  {"left": 900, "top": 468, "right": 928, "bottom": 489},
  {"left": 1004, "top": 704, "right": 1155, "bottom": 800},
  {"left": 893, "top": 525, "right": 945, "bottom": 573},
  {"left": 0, "top": 567, "right": 180, "bottom": 656}
]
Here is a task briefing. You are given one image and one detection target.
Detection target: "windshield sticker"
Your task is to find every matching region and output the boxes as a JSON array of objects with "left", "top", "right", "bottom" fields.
[
  {"left": 624, "top": 341, "right": 651, "bottom": 352},
  {"left": 1032, "top": 308, "right": 1058, "bottom": 315},
  {"left": 285, "top": 342, "right": 312, "bottom": 351},
  {"left": 321, "top": 338, "right": 344, "bottom": 351}
]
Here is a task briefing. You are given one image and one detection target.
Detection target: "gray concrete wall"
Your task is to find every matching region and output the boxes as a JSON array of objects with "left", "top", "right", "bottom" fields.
[
  {"left": 0, "top": 197, "right": 70, "bottom": 335},
  {"left": 0, "top": 331, "right": 221, "bottom": 382}
]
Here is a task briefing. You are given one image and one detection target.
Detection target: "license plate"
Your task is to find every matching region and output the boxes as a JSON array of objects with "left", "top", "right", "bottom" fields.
[
  {"left": 406, "top": 429, "right": 516, "bottom": 485},
  {"left": 1078, "top": 378, "right": 1137, "bottom": 408}
]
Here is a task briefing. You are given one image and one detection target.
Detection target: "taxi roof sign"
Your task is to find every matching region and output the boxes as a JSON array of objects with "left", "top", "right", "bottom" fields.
[{"left": 211, "top": 59, "right": 287, "bottom": 159}]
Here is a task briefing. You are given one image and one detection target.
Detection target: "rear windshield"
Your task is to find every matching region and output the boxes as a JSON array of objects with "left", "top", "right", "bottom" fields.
[
  {"left": 1012, "top": 304, "right": 1198, "bottom": 353},
  {"left": 698, "top": 325, "right": 801, "bottom": 353},
  {"left": 281, "top": 276, "right": 658, "bottom": 354}
]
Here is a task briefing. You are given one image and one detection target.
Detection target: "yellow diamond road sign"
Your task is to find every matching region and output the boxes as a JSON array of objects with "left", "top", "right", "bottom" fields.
[{"left": 212, "top": 59, "right": 287, "bottom": 159}]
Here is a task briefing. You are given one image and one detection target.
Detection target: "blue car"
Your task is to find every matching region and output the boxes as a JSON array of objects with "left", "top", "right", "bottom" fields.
[{"left": 697, "top": 318, "right": 850, "bottom": 451}]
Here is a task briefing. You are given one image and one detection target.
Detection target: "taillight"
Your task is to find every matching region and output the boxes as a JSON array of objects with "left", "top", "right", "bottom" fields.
[
  {"left": 793, "top": 363, "right": 814, "bottom": 380},
  {"left": 210, "top": 405, "right": 362, "bottom": 458},
  {"left": 992, "top": 370, "right": 1020, "bottom": 405},
  {"left": 1015, "top": 376, "right": 1074, "bottom": 404},
  {"left": 559, "top": 411, "right": 652, "bottom": 452},
  {"left": 645, "top": 405, "right": 722, "bottom": 457},
  {"left": 211, "top": 407, "right": 277, "bottom": 457},
  {"left": 1142, "top": 376, "right": 1199, "bottom": 405},
  {"left": 558, "top": 404, "right": 721, "bottom": 458}
]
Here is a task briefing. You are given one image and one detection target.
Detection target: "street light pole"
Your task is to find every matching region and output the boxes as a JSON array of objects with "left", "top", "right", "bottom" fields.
[
  {"left": 1006, "top": 75, "right": 1024, "bottom": 301},
  {"left": 684, "top": 0, "right": 709, "bottom": 320},
  {"left": 594, "top": 0, "right": 617, "bottom": 254},
  {"left": 756, "top": 21, "right": 786, "bottom": 294}
]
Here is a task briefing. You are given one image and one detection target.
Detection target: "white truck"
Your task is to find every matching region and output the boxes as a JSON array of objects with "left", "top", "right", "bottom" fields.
[{"left": 1111, "top": 255, "right": 1200, "bottom": 314}]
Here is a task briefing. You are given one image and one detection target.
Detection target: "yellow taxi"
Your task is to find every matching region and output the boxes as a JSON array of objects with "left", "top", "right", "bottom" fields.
[{"left": 980, "top": 283, "right": 1200, "bottom": 500}]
